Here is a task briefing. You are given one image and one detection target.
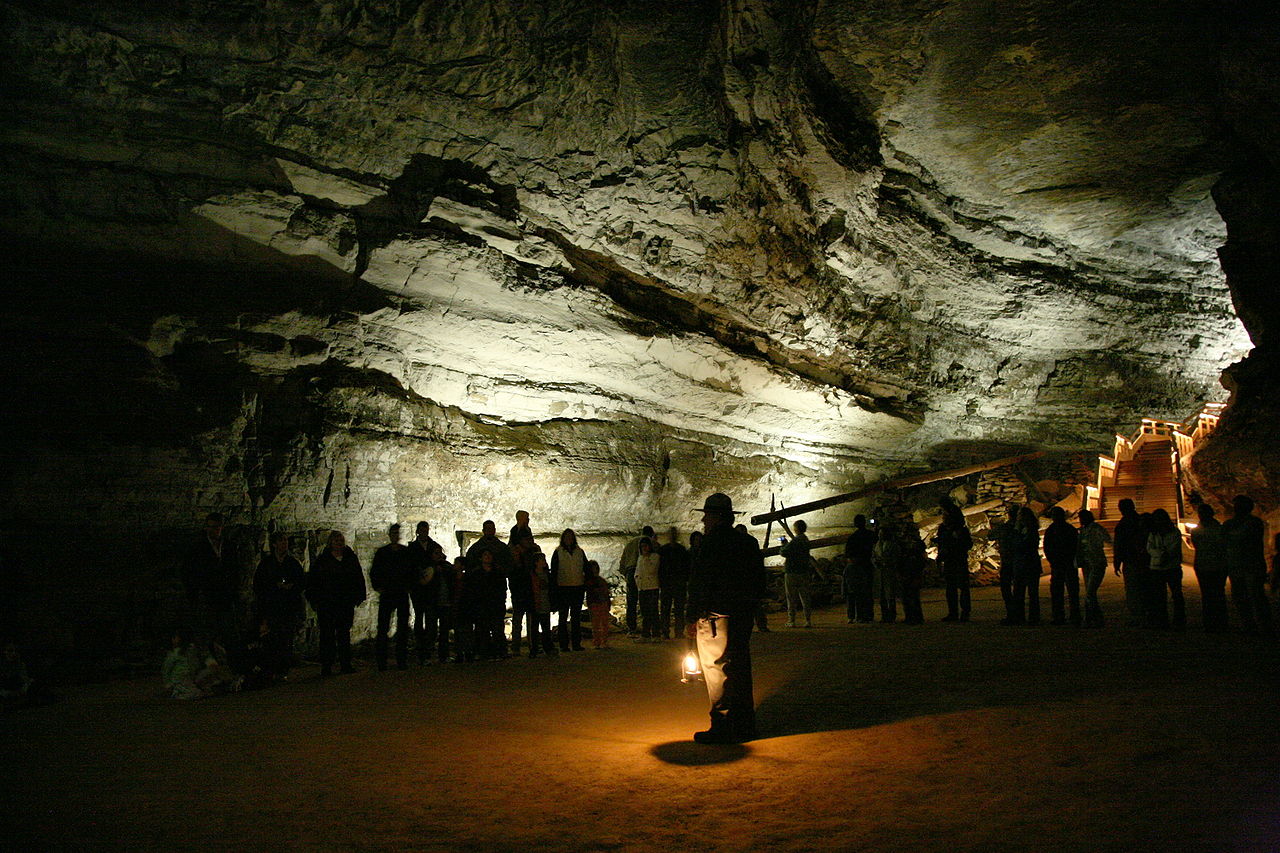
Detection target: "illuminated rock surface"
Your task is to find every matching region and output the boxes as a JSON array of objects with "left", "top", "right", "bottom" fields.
[{"left": 0, "top": 1, "right": 1273, "bottom": 640}]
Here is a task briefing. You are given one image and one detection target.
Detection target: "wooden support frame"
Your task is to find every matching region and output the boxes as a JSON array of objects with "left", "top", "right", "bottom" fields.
[{"left": 749, "top": 450, "right": 1045, "bottom": 526}]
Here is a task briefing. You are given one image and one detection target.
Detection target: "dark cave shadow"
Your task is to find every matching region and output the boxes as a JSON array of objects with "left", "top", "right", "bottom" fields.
[
  {"left": 650, "top": 740, "right": 751, "bottom": 766},
  {"left": 747, "top": 619, "right": 1204, "bottom": 740}
]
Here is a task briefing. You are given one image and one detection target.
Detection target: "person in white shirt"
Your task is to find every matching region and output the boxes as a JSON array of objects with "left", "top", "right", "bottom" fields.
[{"left": 635, "top": 537, "right": 662, "bottom": 640}]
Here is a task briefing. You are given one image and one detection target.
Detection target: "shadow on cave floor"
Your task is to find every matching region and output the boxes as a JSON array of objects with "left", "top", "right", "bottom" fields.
[{"left": 749, "top": 580, "right": 1280, "bottom": 741}]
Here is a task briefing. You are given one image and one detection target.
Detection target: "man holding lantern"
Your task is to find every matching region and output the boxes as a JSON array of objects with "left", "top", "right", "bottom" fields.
[{"left": 685, "top": 493, "right": 767, "bottom": 744}]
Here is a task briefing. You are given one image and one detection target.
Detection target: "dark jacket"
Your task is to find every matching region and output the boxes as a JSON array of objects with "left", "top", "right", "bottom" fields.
[
  {"left": 935, "top": 519, "right": 973, "bottom": 563},
  {"left": 658, "top": 542, "right": 691, "bottom": 588},
  {"left": 1113, "top": 514, "right": 1150, "bottom": 572},
  {"left": 508, "top": 544, "right": 538, "bottom": 605},
  {"left": 253, "top": 552, "right": 305, "bottom": 616},
  {"left": 1041, "top": 520, "right": 1079, "bottom": 567},
  {"left": 406, "top": 539, "right": 441, "bottom": 602},
  {"left": 686, "top": 525, "right": 766, "bottom": 621},
  {"left": 897, "top": 527, "right": 928, "bottom": 588},
  {"left": 781, "top": 532, "right": 813, "bottom": 575},
  {"left": 1223, "top": 514, "right": 1267, "bottom": 576},
  {"left": 306, "top": 547, "right": 367, "bottom": 614},
  {"left": 508, "top": 524, "right": 533, "bottom": 548},
  {"left": 183, "top": 534, "right": 237, "bottom": 605},
  {"left": 844, "top": 527, "right": 877, "bottom": 570},
  {"left": 465, "top": 536, "right": 515, "bottom": 578},
  {"left": 459, "top": 565, "right": 506, "bottom": 620},
  {"left": 370, "top": 543, "right": 416, "bottom": 596}
]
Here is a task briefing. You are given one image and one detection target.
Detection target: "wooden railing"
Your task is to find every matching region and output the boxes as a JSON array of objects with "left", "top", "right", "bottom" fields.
[{"left": 1089, "top": 405, "right": 1227, "bottom": 520}]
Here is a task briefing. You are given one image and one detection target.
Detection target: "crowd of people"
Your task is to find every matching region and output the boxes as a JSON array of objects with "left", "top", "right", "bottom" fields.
[
  {"left": 168, "top": 489, "right": 1277, "bottom": 699},
  {"left": 174, "top": 511, "right": 705, "bottom": 695}
]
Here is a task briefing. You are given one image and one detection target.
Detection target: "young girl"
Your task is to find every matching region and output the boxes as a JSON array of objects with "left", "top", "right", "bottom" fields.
[
  {"left": 635, "top": 538, "right": 661, "bottom": 639},
  {"left": 584, "top": 561, "right": 613, "bottom": 649},
  {"left": 530, "top": 552, "right": 557, "bottom": 657},
  {"left": 162, "top": 629, "right": 205, "bottom": 700}
]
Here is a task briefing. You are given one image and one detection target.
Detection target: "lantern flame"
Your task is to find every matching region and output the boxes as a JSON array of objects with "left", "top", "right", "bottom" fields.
[{"left": 681, "top": 652, "right": 703, "bottom": 683}]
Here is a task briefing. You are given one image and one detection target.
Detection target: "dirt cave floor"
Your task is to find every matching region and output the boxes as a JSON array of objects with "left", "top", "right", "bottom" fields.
[{"left": 3, "top": 574, "right": 1279, "bottom": 852}]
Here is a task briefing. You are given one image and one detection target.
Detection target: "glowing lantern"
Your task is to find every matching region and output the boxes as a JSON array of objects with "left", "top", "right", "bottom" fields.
[{"left": 680, "top": 651, "right": 703, "bottom": 684}]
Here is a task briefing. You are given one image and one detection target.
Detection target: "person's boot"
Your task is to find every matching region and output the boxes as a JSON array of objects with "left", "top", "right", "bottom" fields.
[{"left": 694, "top": 727, "right": 739, "bottom": 744}]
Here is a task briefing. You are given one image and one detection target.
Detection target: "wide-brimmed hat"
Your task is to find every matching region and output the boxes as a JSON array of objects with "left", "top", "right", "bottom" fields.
[{"left": 695, "top": 492, "right": 743, "bottom": 516}]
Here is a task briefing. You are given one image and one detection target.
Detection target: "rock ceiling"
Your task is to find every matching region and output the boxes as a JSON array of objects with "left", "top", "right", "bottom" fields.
[{"left": 0, "top": 0, "right": 1257, "bottom": 526}]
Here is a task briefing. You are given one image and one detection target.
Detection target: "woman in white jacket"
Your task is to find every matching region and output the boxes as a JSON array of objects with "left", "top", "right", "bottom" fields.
[{"left": 551, "top": 529, "right": 589, "bottom": 652}]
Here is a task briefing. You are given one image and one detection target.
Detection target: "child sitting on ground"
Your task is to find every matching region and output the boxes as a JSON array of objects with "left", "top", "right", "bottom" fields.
[{"left": 162, "top": 629, "right": 206, "bottom": 700}]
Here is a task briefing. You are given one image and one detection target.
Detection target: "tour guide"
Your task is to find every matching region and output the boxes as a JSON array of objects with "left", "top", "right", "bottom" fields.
[{"left": 685, "top": 493, "right": 767, "bottom": 744}]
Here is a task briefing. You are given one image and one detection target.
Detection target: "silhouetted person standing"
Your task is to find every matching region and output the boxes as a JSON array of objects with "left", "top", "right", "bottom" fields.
[
  {"left": 843, "top": 515, "right": 877, "bottom": 623},
  {"left": 1145, "top": 508, "right": 1182, "bottom": 629},
  {"left": 1043, "top": 507, "right": 1080, "bottom": 626},
  {"left": 253, "top": 531, "right": 304, "bottom": 669},
  {"left": 466, "top": 520, "right": 515, "bottom": 656},
  {"left": 307, "top": 531, "right": 366, "bottom": 676},
  {"left": 1076, "top": 510, "right": 1111, "bottom": 628},
  {"left": 934, "top": 501, "right": 973, "bottom": 622},
  {"left": 996, "top": 506, "right": 1021, "bottom": 625},
  {"left": 1223, "top": 495, "right": 1273, "bottom": 635},
  {"left": 372, "top": 524, "right": 416, "bottom": 670},
  {"left": 1190, "top": 503, "right": 1229, "bottom": 632},
  {"left": 658, "top": 527, "right": 691, "bottom": 639},
  {"left": 872, "top": 519, "right": 901, "bottom": 622},
  {"left": 1011, "top": 507, "right": 1042, "bottom": 625},
  {"left": 897, "top": 521, "right": 927, "bottom": 625},
  {"left": 619, "top": 526, "right": 653, "bottom": 635},
  {"left": 407, "top": 522, "right": 441, "bottom": 665},
  {"left": 685, "top": 493, "right": 765, "bottom": 744},
  {"left": 508, "top": 534, "right": 540, "bottom": 655},
  {"left": 465, "top": 549, "right": 507, "bottom": 660},
  {"left": 183, "top": 512, "right": 241, "bottom": 652},
  {"left": 1112, "top": 499, "right": 1149, "bottom": 627},
  {"left": 508, "top": 510, "right": 532, "bottom": 547},
  {"left": 781, "top": 519, "right": 816, "bottom": 628}
]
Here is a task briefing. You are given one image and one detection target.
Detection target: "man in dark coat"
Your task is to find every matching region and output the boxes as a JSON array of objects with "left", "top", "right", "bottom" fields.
[
  {"left": 508, "top": 533, "right": 540, "bottom": 655},
  {"left": 407, "top": 521, "right": 442, "bottom": 665},
  {"left": 1112, "top": 499, "right": 1149, "bottom": 627},
  {"left": 1223, "top": 494, "right": 1273, "bottom": 635},
  {"left": 371, "top": 523, "right": 416, "bottom": 670},
  {"left": 182, "top": 512, "right": 241, "bottom": 651},
  {"left": 933, "top": 501, "right": 973, "bottom": 622},
  {"left": 466, "top": 520, "right": 516, "bottom": 656},
  {"left": 1042, "top": 506, "right": 1081, "bottom": 625},
  {"left": 843, "top": 515, "right": 877, "bottom": 623},
  {"left": 253, "top": 531, "right": 305, "bottom": 668},
  {"left": 658, "top": 527, "right": 691, "bottom": 639},
  {"left": 685, "top": 493, "right": 766, "bottom": 744}
]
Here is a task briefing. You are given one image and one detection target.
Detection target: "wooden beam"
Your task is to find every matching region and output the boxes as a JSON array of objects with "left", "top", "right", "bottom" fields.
[
  {"left": 760, "top": 498, "right": 1005, "bottom": 557},
  {"left": 749, "top": 451, "right": 1045, "bottom": 525},
  {"left": 762, "top": 533, "right": 850, "bottom": 558}
]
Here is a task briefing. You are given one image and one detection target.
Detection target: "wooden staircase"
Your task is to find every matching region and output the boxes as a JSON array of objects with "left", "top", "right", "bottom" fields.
[
  {"left": 1088, "top": 405, "right": 1226, "bottom": 532},
  {"left": 1097, "top": 438, "right": 1180, "bottom": 531}
]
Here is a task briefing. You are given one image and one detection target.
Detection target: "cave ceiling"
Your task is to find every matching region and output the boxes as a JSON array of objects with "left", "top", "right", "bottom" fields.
[{"left": 0, "top": 0, "right": 1252, "bottom": 480}]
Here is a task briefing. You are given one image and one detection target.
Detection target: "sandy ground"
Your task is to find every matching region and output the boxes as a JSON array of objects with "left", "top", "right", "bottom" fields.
[{"left": 3, "top": 573, "right": 1279, "bottom": 852}]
